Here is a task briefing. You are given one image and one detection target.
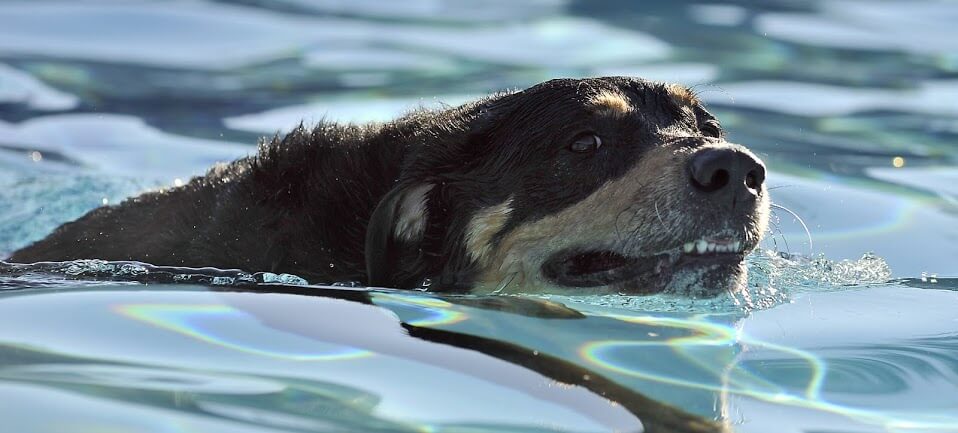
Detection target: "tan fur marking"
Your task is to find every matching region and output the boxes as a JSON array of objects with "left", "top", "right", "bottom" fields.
[
  {"left": 667, "top": 83, "right": 699, "bottom": 106},
  {"left": 465, "top": 198, "right": 514, "bottom": 266},
  {"left": 588, "top": 90, "right": 633, "bottom": 117},
  {"left": 470, "top": 143, "right": 769, "bottom": 295},
  {"left": 394, "top": 184, "right": 433, "bottom": 241}
]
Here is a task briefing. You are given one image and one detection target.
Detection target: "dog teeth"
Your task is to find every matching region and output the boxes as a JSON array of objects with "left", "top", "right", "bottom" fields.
[
  {"left": 695, "top": 239, "right": 708, "bottom": 254},
  {"left": 682, "top": 238, "right": 744, "bottom": 255}
]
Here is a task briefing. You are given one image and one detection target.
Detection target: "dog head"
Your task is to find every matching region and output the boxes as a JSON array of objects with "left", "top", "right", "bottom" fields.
[{"left": 366, "top": 77, "right": 769, "bottom": 297}]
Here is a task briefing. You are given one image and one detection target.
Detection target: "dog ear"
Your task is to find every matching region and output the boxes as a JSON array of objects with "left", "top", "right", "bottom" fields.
[{"left": 365, "top": 183, "right": 433, "bottom": 287}]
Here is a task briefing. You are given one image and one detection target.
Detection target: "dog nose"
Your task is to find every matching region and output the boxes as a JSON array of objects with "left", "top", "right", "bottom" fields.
[{"left": 688, "top": 147, "right": 765, "bottom": 204}]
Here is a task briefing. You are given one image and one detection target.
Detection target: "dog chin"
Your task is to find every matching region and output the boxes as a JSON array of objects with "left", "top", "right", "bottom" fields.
[{"left": 660, "top": 261, "right": 748, "bottom": 298}]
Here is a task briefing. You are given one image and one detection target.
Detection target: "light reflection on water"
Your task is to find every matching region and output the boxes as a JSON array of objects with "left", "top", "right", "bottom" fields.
[
  {"left": 577, "top": 313, "right": 958, "bottom": 432},
  {"left": 115, "top": 303, "right": 374, "bottom": 361}
]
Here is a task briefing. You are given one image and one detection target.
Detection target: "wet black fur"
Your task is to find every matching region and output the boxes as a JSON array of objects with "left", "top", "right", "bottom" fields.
[{"left": 9, "top": 77, "right": 723, "bottom": 290}]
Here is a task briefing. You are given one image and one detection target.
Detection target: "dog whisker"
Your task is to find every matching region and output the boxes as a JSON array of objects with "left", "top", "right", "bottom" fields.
[
  {"left": 771, "top": 203, "right": 813, "bottom": 255},
  {"left": 771, "top": 220, "right": 792, "bottom": 255},
  {"left": 689, "top": 83, "right": 734, "bottom": 104},
  {"left": 492, "top": 272, "right": 518, "bottom": 294},
  {"left": 767, "top": 184, "right": 796, "bottom": 191},
  {"left": 614, "top": 207, "right": 633, "bottom": 243},
  {"left": 653, "top": 197, "right": 679, "bottom": 242},
  {"left": 654, "top": 199, "right": 666, "bottom": 229}
]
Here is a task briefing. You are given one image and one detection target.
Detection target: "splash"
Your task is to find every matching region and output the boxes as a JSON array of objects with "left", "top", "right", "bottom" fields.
[
  {"left": 550, "top": 249, "right": 893, "bottom": 313},
  {"left": 746, "top": 249, "right": 892, "bottom": 291}
]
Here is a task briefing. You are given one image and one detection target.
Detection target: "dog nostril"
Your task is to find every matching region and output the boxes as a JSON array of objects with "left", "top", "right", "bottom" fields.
[
  {"left": 745, "top": 171, "right": 758, "bottom": 189},
  {"left": 689, "top": 149, "right": 733, "bottom": 193},
  {"left": 744, "top": 165, "right": 765, "bottom": 191},
  {"left": 698, "top": 169, "right": 729, "bottom": 192}
]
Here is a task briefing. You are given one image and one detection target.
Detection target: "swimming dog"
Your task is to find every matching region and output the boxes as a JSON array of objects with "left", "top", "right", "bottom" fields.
[{"left": 9, "top": 77, "right": 769, "bottom": 296}]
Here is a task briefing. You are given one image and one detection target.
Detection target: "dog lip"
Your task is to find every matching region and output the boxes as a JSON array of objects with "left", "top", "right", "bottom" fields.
[
  {"left": 540, "top": 249, "right": 669, "bottom": 288},
  {"left": 540, "top": 244, "right": 747, "bottom": 289},
  {"left": 675, "top": 251, "right": 745, "bottom": 266}
]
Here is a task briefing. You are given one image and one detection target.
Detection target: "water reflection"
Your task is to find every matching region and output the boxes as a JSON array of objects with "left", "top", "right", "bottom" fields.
[{"left": 115, "top": 303, "right": 374, "bottom": 361}]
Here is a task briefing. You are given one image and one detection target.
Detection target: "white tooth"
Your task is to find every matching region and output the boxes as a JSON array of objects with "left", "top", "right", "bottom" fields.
[
  {"left": 716, "top": 245, "right": 728, "bottom": 253},
  {"left": 707, "top": 243, "right": 716, "bottom": 252},
  {"left": 683, "top": 242, "right": 694, "bottom": 253},
  {"left": 733, "top": 241, "right": 741, "bottom": 252},
  {"left": 696, "top": 239, "right": 707, "bottom": 254}
]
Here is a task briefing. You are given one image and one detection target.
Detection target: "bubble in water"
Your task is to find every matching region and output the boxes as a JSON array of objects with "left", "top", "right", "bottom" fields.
[
  {"left": 115, "top": 263, "right": 147, "bottom": 277},
  {"left": 257, "top": 273, "right": 308, "bottom": 286}
]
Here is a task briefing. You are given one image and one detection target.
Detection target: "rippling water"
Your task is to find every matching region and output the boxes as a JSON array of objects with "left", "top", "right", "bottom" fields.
[{"left": 1, "top": 0, "right": 957, "bottom": 432}]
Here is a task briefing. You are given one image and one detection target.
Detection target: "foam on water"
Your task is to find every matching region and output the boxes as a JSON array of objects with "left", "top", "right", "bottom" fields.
[{"left": 0, "top": 259, "right": 308, "bottom": 288}]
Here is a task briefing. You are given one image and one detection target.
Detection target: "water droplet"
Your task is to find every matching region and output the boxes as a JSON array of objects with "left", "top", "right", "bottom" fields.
[{"left": 29, "top": 151, "right": 42, "bottom": 162}]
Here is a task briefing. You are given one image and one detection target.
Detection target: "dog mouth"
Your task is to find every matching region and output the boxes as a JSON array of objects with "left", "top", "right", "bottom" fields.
[{"left": 540, "top": 235, "right": 747, "bottom": 293}]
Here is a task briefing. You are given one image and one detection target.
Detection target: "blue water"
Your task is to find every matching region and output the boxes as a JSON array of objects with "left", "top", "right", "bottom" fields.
[{"left": 1, "top": 1, "right": 957, "bottom": 432}]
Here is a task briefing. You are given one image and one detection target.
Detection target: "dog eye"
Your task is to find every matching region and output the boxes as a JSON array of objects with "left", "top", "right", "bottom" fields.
[
  {"left": 569, "top": 133, "right": 602, "bottom": 153},
  {"left": 701, "top": 120, "right": 722, "bottom": 138}
]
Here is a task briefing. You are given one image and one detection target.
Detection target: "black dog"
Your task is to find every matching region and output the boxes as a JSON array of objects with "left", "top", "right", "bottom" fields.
[{"left": 10, "top": 77, "right": 769, "bottom": 296}]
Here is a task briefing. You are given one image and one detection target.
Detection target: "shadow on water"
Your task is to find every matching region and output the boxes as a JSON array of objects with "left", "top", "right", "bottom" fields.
[{"left": 0, "top": 261, "right": 723, "bottom": 433}]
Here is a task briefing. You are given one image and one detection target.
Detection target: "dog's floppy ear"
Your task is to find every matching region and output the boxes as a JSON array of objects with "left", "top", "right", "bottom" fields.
[{"left": 365, "top": 183, "right": 433, "bottom": 287}]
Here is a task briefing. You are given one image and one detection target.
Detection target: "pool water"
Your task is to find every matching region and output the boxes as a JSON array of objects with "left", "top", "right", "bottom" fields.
[{"left": 1, "top": 0, "right": 956, "bottom": 432}]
